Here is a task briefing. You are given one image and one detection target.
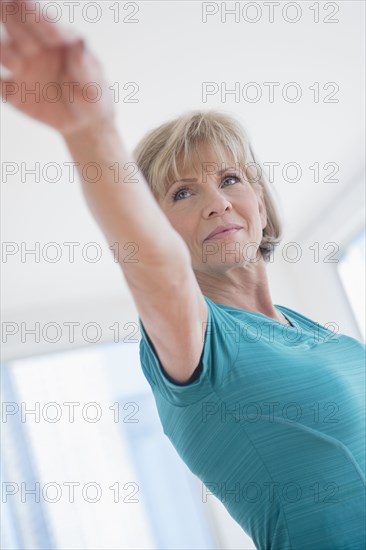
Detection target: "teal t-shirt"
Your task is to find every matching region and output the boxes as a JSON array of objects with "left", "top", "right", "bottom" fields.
[{"left": 138, "top": 295, "right": 366, "bottom": 550}]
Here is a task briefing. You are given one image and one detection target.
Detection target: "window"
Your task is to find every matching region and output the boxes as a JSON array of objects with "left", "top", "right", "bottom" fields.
[
  {"left": 337, "top": 228, "right": 366, "bottom": 342},
  {"left": 1, "top": 342, "right": 219, "bottom": 550}
]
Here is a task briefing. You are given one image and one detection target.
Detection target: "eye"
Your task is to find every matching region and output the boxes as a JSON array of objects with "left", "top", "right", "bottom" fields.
[
  {"left": 172, "top": 186, "right": 192, "bottom": 201},
  {"left": 171, "top": 174, "right": 241, "bottom": 202},
  {"left": 223, "top": 174, "right": 241, "bottom": 186}
]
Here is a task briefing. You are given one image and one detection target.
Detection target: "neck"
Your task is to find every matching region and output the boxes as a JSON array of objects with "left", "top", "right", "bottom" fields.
[{"left": 194, "top": 252, "right": 284, "bottom": 323}]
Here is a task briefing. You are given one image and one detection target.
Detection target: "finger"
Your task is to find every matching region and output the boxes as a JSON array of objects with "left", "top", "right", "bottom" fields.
[
  {"left": 0, "top": 0, "right": 42, "bottom": 56},
  {"left": 0, "top": 39, "right": 23, "bottom": 73},
  {"left": 1, "top": 0, "right": 80, "bottom": 49},
  {"left": 21, "top": 0, "right": 79, "bottom": 47}
]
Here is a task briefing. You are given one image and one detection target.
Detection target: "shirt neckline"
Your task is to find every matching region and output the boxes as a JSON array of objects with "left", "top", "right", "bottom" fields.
[
  {"left": 206, "top": 296, "right": 326, "bottom": 349},
  {"left": 215, "top": 301, "right": 295, "bottom": 327}
]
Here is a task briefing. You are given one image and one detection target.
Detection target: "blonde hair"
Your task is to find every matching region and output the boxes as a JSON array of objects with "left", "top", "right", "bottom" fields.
[{"left": 133, "top": 109, "right": 283, "bottom": 262}]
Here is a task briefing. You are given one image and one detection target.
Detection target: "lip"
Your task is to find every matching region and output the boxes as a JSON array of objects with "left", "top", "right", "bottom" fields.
[{"left": 204, "top": 224, "right": 243, "bottom": 241}]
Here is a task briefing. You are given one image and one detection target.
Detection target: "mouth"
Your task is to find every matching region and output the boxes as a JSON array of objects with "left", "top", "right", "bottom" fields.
[{"left": 204, "top": 227, "right": 243, "bottom": 241}]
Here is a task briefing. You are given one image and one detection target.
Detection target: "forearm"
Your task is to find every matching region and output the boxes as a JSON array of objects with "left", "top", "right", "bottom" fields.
[{"left": 63, "top": 120, "right": 189, "bottom": 267}]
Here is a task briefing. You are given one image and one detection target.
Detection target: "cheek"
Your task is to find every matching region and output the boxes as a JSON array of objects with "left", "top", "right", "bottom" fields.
[
  {"left": 179, "top": 222, "right": 194, "bottom": 241},
  {"left": 167, "top": 215, "right": 192, "bottom": 241},
  {"left": 239, "top": 196, "right": 261, "bottom": 219}
]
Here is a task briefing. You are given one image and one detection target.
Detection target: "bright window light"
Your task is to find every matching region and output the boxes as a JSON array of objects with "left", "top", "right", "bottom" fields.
[
  {"left": 1, "top": 342, "right": 219, "bottom": 550},
  {"left": 337, "top": 229, "right": 366, "bottom": 342}
]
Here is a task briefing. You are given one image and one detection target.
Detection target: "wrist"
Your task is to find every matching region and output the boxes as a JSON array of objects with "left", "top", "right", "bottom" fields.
[
  {"left": 62, "top": 117, "right": 124, "bottom": 161},
  {"left": 62, "top": 116, "right": 118, "bottom": 145}
]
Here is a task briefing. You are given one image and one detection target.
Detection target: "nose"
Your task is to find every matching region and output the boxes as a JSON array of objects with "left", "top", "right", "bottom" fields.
[{"left": 203, "top": 187, "right": 233, "bottom": 218}]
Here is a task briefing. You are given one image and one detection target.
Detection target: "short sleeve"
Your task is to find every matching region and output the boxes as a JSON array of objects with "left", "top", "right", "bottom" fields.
[{"left": 137, "top": 295, "right": 241, "bottom": 405}]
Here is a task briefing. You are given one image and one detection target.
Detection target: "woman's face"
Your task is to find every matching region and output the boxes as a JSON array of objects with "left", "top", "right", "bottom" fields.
[{"left": 158, "top": 142, "right": 267, "bottom": 275}]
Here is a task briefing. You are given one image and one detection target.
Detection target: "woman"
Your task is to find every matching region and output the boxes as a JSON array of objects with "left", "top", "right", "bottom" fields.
[{"left": 1, "top": 2, "right": 365, "bottom": 548}]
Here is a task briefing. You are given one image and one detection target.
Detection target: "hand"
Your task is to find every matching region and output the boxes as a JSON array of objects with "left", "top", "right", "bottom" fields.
[{"left": 0, "top": 0, "right": 115, "bottom": 136}]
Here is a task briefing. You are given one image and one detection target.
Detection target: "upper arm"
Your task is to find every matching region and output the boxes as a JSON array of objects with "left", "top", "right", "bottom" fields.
[{"left": 122, "top": 241, "right": 208, "bottom": 385}]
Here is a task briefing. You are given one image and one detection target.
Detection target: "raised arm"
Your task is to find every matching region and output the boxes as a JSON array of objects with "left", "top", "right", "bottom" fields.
[{"left": 1, "top": 0, "right": 208, "bottom": 384}]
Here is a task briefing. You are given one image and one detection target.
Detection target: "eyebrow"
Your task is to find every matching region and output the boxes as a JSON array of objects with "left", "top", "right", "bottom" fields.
[{"left": 168, "top": 167, "right": 239, "bottom": 189}]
